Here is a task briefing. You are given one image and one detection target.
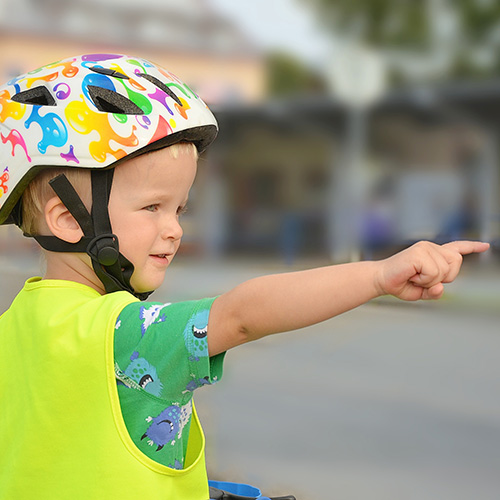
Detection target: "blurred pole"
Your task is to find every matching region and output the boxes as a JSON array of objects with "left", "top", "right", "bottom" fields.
[
  {"left": 328, "top": 108, "right": 366, "bottom": 263},
  {"left": 478, "top": 133, "right": 498, "bottom": 259},
  {"left": 199, "top": 150, "right": 228, "bottom": 260},
  {"left": 345, "top": 106, "right": 367, "bottom": 262},
  {"left": 326, "top": 45, "right": 387, "bottom": 262}
]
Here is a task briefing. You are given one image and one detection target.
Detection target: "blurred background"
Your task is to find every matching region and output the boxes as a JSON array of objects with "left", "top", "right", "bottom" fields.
[{"left": 1, "top": 0, "right": 500, "bottom": 498}]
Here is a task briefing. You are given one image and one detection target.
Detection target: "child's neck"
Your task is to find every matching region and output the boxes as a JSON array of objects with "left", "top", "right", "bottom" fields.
[{"left": 44, "top": 251, "right": 105, "bottom": 294}]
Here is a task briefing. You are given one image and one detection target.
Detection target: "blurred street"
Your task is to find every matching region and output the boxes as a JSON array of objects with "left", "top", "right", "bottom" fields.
[
  {"left": 198, "top": 301, "right": 500, "bottom": 500},
  {"left": 2, "top": 253, "right": 500, "bottom": 500},
  {"left": 168, "top": 257, "right": 500, "bottom": 500}
]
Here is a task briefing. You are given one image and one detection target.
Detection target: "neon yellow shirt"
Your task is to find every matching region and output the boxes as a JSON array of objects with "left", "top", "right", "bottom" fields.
[{"left": 0, "top": 278, "right": 212, "bottom": 500}]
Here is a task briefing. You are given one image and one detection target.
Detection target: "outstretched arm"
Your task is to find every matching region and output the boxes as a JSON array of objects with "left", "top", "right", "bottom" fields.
[{"left": 207, "top": 240, "right": 489, "bottom": 356}]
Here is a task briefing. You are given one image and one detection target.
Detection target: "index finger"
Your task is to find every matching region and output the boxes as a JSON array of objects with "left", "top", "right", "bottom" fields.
[{"left": 442, "top": 240, "right": 490, "bottom": 256}]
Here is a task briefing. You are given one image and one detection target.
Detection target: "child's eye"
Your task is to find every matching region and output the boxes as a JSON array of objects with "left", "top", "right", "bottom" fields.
[
  {"left": 144, "top": 204, "right": 159, "bottom": 212},
  {"left": 177, "top": 205, "right": 188, "bottom": 217}
]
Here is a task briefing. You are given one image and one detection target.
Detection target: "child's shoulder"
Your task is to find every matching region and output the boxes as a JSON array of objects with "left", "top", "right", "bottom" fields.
[{"left": 116, "top": 296, "right": 216, "bottom": 336}]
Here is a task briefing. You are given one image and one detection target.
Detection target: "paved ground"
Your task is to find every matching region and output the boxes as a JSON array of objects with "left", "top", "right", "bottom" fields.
[
  {"left": 196, "top": 304, "right": 500, "bottom": 500},
  {"left": 2, "top": 252, "right": 500, "bottom": 499}
]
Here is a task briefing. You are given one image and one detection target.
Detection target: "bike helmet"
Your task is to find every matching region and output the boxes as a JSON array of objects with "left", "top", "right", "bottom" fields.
[{"left": 0, "top": 53, "right": 218, "bottom": 299}]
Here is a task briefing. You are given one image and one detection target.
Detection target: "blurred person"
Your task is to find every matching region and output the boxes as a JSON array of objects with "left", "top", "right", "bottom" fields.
[{"left": 0, "top": 54, "right": 489, "bottom": 500}]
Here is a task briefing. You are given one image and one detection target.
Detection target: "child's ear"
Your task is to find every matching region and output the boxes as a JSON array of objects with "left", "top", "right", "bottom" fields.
[{"left": 44, "top": 195, "right": 84, "bottom": 243}]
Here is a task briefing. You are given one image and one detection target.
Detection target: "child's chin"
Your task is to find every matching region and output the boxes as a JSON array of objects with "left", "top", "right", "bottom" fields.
[
  {"left": 130, "top": 267, "right": 169, "bottom": 294},
  {"left": 131, "top": 277, "right": 163, "bottom": 295},
  {"left": 133, "top": 284, "right": 157, "bottom": 294}
]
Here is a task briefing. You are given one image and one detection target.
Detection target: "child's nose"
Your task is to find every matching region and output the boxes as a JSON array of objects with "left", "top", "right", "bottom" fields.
[{"left": 160, "top": 216, "right": 183, "bottom": 241}]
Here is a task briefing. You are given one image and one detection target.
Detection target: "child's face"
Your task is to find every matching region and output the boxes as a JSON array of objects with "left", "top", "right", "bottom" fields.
[{"left": 107, "top": 146, "right": 197, "bottom": 293}]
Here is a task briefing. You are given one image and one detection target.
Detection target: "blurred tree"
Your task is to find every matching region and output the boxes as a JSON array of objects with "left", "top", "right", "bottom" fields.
[
  {"left": 266, "top": 51, "right": 328, "bottom": 96},
  {"left": 304, "top": 0, "right": 430, "bottom": 49},
  {"left": 303, "top": 0, "right": 500, "bottom": 82}
]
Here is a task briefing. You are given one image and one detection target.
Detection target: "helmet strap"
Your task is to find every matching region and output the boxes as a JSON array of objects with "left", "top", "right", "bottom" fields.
[{"left": 33, "top": 171, "right": 153, "bottom": 300}]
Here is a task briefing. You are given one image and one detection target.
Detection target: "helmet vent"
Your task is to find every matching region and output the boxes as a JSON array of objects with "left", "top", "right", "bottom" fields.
[
  {"left": 89, "top": 66, "right": 129, "bottom": 79},
  {"left": 139, "top": 73, "right": 182, "bottom": 106},
  {"left": 11, "top": 86, "right": 56, "bottom": 106},
  {"left": 87, "top": 85, "right": 144, "bottom": 115}
]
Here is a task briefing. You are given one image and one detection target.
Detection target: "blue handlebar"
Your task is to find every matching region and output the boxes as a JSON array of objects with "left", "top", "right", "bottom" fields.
[{"left": 208, "top": 480, "right": 296, "bottom": 500}]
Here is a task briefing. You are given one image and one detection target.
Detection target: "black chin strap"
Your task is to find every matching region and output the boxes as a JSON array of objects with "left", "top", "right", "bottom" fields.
[{"left": 33, "top": 171, "right": 153, "bottom": 300}]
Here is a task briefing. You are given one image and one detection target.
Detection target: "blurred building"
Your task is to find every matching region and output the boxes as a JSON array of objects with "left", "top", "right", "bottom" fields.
[
  {"left": 205, "top": 89, "right": 500, "bottom": 263},
  {"left": 0, "top": 0, "right": 265, "bottom": 104}
]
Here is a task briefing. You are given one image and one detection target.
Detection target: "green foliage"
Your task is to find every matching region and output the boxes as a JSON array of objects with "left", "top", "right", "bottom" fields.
[
  {"left": 306, "top": 0, "right": 429, "bottom": 48},
  {"left": 303, "top": 0, "right": 500, "bottom": 80},
  {"left": 460, "top": 0, "right": 500, "bottom": 42},
  {"left": 266, "top": 52, "right": 327, "bottom": 97}
]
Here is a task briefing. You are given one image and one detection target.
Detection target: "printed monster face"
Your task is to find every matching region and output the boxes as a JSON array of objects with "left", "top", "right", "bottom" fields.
[
  {"left": 124, "top": 357, "right": 163, "bottom": 397},
  {"left": 141, "top": 405, "right": 181, "bottom": 451},
  {"left": 183, "top": 309, "right": 209, "bottom": 362}
]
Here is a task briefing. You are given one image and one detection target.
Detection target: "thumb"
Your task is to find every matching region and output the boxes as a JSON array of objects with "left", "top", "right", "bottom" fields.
[{"left": 421, "top": 282, "right": 445, "bottom": 300}]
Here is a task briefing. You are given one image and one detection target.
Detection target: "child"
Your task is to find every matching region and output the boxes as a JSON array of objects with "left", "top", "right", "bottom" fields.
[{"left": 0, "top": 54, "right": 489, "bottom": 500}]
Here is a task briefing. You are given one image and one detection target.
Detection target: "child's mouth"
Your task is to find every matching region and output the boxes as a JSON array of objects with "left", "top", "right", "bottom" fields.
[{"left": 150, "top": 254, "right": 169, "bottom": 263}]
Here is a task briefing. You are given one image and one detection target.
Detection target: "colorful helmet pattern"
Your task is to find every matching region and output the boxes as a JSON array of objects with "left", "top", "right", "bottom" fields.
[{"left": 0, "top": 53, "right": 218, "bottom": 225}]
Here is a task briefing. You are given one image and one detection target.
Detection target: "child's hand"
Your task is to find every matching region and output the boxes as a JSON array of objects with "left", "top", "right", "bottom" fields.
[{"left": 376, "top": 240, "right": 490, "bottom": 301}]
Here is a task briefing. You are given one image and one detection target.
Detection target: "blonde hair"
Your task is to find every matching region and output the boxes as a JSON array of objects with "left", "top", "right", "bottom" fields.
[
  {"left": 165, "top": 141, "right": 198, "bottom": 160},
  {"left": 21, "top": 142, "right": 198, "bottom": 235}
]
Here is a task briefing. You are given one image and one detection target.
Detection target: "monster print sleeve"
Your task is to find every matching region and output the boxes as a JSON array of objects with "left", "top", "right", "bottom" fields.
[
  {"left": 112, "top": 297, "right": 224, "bottom": 469},
  {"left": 114, "top": 297, "right": 224, "bottom": 399}
]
